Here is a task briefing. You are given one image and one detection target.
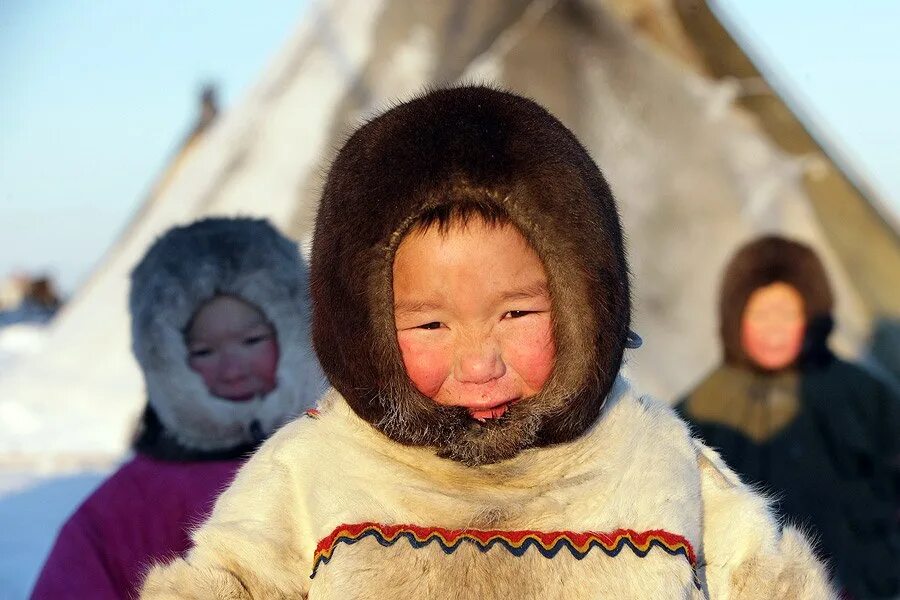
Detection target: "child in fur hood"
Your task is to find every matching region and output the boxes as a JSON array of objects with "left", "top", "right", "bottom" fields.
[
  {"left": 32, "top": 218, "right": 324, "bottom": 600},
  {"left": 676, "top": 236, "right": 900, "bottom": 599},
  {"left": 141, "top": 88, "right": 836, "bottom": 599}
]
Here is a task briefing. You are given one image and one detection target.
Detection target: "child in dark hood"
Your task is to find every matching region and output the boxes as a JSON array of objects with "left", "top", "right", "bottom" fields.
[
  {"left": 31, "top": 217, "right": 325, "bottom": 600},
  {"left": 142, "top": 88, "right": 835, "bottom": 599},
  {"left": 677, "top": 236, "right": 900, "bottom": 599}
]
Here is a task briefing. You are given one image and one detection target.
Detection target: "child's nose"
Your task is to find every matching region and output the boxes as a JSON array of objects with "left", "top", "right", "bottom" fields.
[
  {"left": 455, "top": 339, "right": 505, "bottom": 384},
  {"left": 218, "top": 352, "right": 248, "bottom": 382}
]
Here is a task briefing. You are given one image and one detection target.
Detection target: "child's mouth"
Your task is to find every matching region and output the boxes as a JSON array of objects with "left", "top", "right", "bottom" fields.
[
  {"left": 219, "top": 391, "right": 258, "bottom": 403},
  {"left": 468, "top": 399, "right": 517, "bottom": 422}
]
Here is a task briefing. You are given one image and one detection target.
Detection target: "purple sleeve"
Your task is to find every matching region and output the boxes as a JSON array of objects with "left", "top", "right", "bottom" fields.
[{"left": 30, "top": 510, "right": 121, "bottom": 600}]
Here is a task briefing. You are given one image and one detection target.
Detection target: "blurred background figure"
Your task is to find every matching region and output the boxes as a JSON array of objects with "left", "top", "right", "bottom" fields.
[
  {"left": 0, "top": 274, "right": 62, "bottom": 328},
  {"left": 0, "top": 275, "right": 63, "bottom": 390},
  {"left": 676, "top": 236, "right": 900, "bottom": 599},
  {"left": 31, "top": 217, "right": 325, "bottom": 599}
]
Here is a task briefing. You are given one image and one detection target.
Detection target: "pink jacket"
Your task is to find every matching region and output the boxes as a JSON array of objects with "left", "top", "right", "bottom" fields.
[{"left": 31, "top": 454, "right": 243, "bottom": 599}]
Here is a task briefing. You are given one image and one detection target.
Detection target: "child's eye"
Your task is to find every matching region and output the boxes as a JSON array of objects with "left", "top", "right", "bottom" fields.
[
  {"left": 505, "top": 310, "right": 533, "bottom": 319},
  {"left": 189, "top": 348, "right": 213, "bottom": 358},
  {"left": 418, "top": 322, "right": 442, "bottom": 330},
  {"left": 244, "top": 335, "right": 268, "bottom": 346}
]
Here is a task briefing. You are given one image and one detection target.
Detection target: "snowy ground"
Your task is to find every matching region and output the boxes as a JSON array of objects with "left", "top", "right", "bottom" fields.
[
  {"left": 0, "top": 324, "right": 120, "bottom": 598},
  {"left": 0, "top": 324, "right": 46, "bottom": 375}
]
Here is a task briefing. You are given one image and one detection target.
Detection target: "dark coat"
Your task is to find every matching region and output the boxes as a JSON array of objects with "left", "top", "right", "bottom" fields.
[{"left": 677, "top": 236, "right": 900, "bottom": 599}]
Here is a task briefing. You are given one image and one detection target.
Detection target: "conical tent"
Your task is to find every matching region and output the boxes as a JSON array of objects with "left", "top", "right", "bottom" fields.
[{"left": 1, "top": 0, "right": 897, "bottom": 463}]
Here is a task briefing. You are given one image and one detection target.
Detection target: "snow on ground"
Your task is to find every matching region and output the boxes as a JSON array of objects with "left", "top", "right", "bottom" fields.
[
  {"left": 0, "top": 322, "right": 124, "bottom": 598},
  {"left": 0, "top": 323, "right": 47, "bottom": 374},
  {"left": 0, "top": 312, "right": 144, "bottom": 460},
  {"left": 0, "top": 464, "right": 116, "bottom": 598}
]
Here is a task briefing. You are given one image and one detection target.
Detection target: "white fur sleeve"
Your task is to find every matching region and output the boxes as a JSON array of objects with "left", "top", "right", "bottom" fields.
[
  {"left": 694, "top": 439, "right": 838, "bottom": 599},
  {"left": 140, "top": 427, "right": 312, "bottom": 599}
]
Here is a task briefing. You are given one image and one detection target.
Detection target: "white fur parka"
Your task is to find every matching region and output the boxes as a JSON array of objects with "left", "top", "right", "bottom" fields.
[{"left": 141, "top": 376, "right": 836, "bottom": 599}]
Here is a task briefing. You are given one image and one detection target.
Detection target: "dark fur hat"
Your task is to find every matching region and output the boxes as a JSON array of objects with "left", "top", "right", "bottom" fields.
[
  {"left": 310, "top": 86, "right": 630, "bottom": 464},
  {"left": 720, "top": 235, "right": 834, "bottom": 369}
]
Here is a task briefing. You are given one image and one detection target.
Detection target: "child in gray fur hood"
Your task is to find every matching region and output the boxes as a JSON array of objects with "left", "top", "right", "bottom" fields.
[{"left": 32, "top": 217, "right": 325, "bottom": 600}]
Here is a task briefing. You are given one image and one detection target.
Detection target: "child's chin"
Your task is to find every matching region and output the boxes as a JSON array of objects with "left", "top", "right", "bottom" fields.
[{"left": 438, "top": 413, "right": 541, "bottom": 466}]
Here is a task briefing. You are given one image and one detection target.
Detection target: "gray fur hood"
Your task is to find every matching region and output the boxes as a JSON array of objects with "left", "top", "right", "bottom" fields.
[{"left": 130, "top": 217, "right": 325, "bottom": 455}]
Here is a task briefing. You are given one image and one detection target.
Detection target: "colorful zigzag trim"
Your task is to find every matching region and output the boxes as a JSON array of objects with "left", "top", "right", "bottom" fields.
[{"left": 311, "top": 522, "right": 696, "bottom": 578}]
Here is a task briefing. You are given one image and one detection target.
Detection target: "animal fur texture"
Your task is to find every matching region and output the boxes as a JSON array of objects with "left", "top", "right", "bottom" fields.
[
  {"left": 141, "top": 378, "right": 836, "bottom": 599},
  {"left": 309, "top": 86, "right": 630, "bottom": 463},
  {"left": 130, "top": 217, "right": 325, "bottom": 452}
]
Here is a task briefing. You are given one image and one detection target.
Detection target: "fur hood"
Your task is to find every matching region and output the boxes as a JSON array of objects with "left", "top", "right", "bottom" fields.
[
  {"left": 720, "top": 235, "right": 834, "bottom": 370},
  {"left": 130, "top": 217, "right": 325, "bottom": 456},
  {"left": 310, "top": 86, "right": 631, "bottom": 463}
]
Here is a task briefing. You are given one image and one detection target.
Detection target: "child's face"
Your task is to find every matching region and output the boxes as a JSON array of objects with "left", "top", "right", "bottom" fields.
[
  {"left": 393, "top": 218, "right": 556, "bottom": 421},
  {"left": 186, "top": 296, "right": 280, "bottom": 401},
  {"left": 740, "top": 282, "right": 806, "bottom": 370}
]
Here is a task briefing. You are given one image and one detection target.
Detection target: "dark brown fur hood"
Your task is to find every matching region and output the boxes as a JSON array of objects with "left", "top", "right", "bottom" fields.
[
  {"left": 720, "top": 235, "right": 834, "bottom": 370},
  {"left": 310, "top": 86, "right": 630, "bottom": 464}
]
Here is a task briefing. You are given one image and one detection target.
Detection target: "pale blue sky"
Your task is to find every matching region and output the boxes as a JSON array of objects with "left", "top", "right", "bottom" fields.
[
  {"left": 0, "top": 1, "right": 309, "bottom": 293},
  {"left": 1, "top": 1, "right": 898, "bottom": 293},
  {"left": 716, "top": 0, "right": 900, "bottom": 223}
]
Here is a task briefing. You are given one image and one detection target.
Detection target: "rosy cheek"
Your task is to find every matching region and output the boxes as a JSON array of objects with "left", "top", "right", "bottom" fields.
[
  {"left": 252, "top": 339, "right": 280, "bottom": 391},
  {"left": 188, "top": 357, "right": 219, "bottom": 391},
  {"left": 504, "top": 317, "right": 555, "bottom": 393},
  {"left": 778, "top": 324, "right": 806, "bottom": 365},
  {"left": 397, "top": 333, "right": 451, "bottom": 399},
  {"left": 742, "top": 323, "right": 765, "bottom": 360}
]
